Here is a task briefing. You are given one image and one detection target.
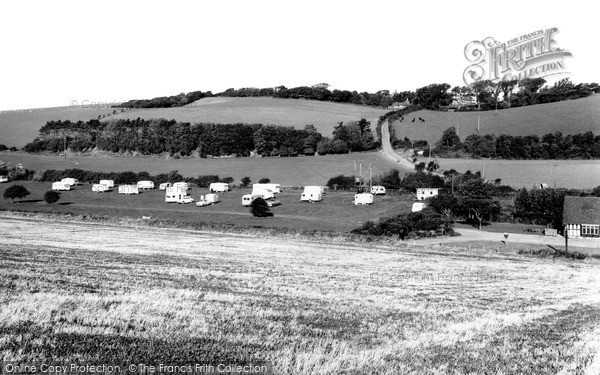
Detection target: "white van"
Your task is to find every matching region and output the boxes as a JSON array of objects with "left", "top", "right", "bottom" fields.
[
  {"left": 92, "top": 184, "right": 110, "bottom": 193},
  {"left": 354, "top": 193, "right": 374, "bottom": 205},
  {"left": 61, "top": 178, "right": 79, "bottom": 186},
  {"left": 99, "top": 179, "right": 114, "bottom": 188},
  {"left": 370, "top": 186, "right": 386, "bottom": 195},
  {"left": 0, "top": 176, "right": 9, "bottom": 183},
  {"left": 242, "top": 194, "right": 262, "bottom": 206},
  {"left": 52, "top": 182, "right": 71, "bottom": 191},
  {"left": 209, "top": 182, "right": 230, "bottom": 193},
  {"left": 253, "top": 183, "right": 281, "bottom": 194},
  {"left": 137, "top": 180, "right": 155, "bottom": 190},
  {"left": 118, "top": 185, "right": 139, "bottom": 195}
]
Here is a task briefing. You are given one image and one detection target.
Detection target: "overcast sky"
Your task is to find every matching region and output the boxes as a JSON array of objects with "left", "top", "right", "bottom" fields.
[{"left": 0, "top": 0, "right": 596, "bottom": 110}]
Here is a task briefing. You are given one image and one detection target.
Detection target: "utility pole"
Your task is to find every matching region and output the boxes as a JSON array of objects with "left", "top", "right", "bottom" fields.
[
  {"left": 63, "top": 132, "right": 67, "bottom": 160},
  {"left": 369, "top": 163, "right": 372, "bottom": 189},
  {"left": 477, "top": 115, "right": 480, "bottom": 132},
  {"left": 564, "top": 225, "right": 569, "bottom": 253}
]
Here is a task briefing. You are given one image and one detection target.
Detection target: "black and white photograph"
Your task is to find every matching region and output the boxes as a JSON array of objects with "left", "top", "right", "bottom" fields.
[{"left": 1, "top": 1, "right": 599, "bottom": 374}]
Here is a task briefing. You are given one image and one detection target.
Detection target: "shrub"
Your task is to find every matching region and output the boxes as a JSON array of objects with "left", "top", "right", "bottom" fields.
[
  {"left": 44, "top": 190, "right": 61, "bottom": 205},
  {"left": 3, "top": 185, "right": 31, "bottom": 203},
  {"left": 250, "top": 197, "right": 273, "bottom": 217},
  {"left": 326, "top": 175, "right": 356, "bottom": 190},
  {"left": 258, "top": 177, "right": 271, "bottom": 183},
  {"left": 240, "top": 177, "right": 252, "bottom": 188}
]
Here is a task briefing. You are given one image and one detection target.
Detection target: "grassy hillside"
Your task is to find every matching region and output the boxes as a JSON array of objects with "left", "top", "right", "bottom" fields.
[
  {"left": 0, "top": 106, "right": 114, "bottom": 147},
  {"left": 0, "top": 98, "right": 388, "bottom": 148},
  {"left": 391, "top": 95, "right": 600, "bottom": 142},
  {"left": 109, "top": 97, "right": 389, "bottom": 135}
]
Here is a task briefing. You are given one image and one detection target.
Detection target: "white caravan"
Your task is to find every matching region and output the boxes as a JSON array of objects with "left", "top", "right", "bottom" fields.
[
  {"left": 253, "top": 183, "right": 281, "bottom": 194},
  {"left": 412, "top": 202, "right": 427, "bottom": 212},
  {"left": 92, "top": 184, "right": 110, "bottom": 193},
  {"left": 354, "top": 193, "right": 374, "bottom": 205},
  {"left": 173, "top": 182, "right": 189, "bottom": 191},
  {"left": 61, "top": 178, "right": 79, "bottom": 186},
  {"left": 165, "top": 186, "right": 191, "bottom": 203},
  {"left": 0, "top": 176, "right": 9, "bottom": 183},
  {"left": 242, "top": 194, "right": 262, "bottom": 206},
  {"left": 118, "top": 185, "right": 139, "bottom": 195},
  {"left": 196, "top": 193, "right": 220, "bottom": 206},
  {"left": 52, "top": 182, "right": 71, "bottom": 191},
  {"left": 301, "top": 186, "right": 323, "bottom": 202},
  {"left": 99, "top": 179, "right": 114, "bottom": 188},
  {"left": 159, "top": 182, "right": 172, "bottom": 190},
  {"left": 137, "top": 180, "right": 155, "bottom": 190},
  {"left": 251, "top": 187, "right": 275, "bottom": 200},
  {"left": 209, "top": 182, "right": 230, "bottom": 193},
  {"left": 370, "top": 185, "right": 386, "bottom": 195}
]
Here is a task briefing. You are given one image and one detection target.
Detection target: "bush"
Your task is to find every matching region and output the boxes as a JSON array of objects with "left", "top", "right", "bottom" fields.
[
  {"left": 3, "top": 185, "right": 31, "bottom": 202},
  {"left": 240, "top": 177, "right": 252, "bottom": 188},
  {"left": 250, "top": 197, "right": 273, "bottom": 217},
  {"left": 352, "top": 208, "right": 450, "bottom": 239},
  {"left": 326, "top": 175, "right": 356, "bottom": 190},
  {"left": 258, "top": 177, "right": 271, "bottom": 183},
  {"left": 44, "top": 190, "right": 61, "bottom": 205}
]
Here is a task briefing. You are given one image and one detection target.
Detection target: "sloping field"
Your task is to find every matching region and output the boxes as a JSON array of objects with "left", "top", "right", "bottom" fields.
[
  {"left": 2, "top": 216, "right": 600, "bottom": 374},
  {"left": 108, "top": 97, "right": 389, "bottom": 135},
  {"left": 0, "top": 106, "right": 114, "bottom": 147},
  {"left": 391, "top": 95, "right": 600, "bottom": 142},
  {"left": 0, "top": 150, "right": 404, "bottom": 186}
]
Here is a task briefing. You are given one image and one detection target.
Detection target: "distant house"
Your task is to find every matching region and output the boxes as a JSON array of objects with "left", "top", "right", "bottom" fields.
[
  {"left": 416, "top": 188, "right": 441, "bottom": 201},
  {"left": 389, "top": 98, "right": 410, "bottom": 110},
  {"left": 563, "top": 196, "right": 600, "bottom": 238}
]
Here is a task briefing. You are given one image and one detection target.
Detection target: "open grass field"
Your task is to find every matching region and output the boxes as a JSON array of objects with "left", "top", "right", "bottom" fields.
[
  {"left": 391, "top": 95, "right": 600, "bottom": 142},
  {"left": 415, "top": 157, "right": 600, "bottom": 189},
  {"left": 0, "top": 106, "right": 114, "bottom": 148},
  {"left": 0, "top": 181, "right": 414, "bottom": 233},
  {"left": 109, "top": 97, "right": 389, "bottom": 137},
  {"left": 2, "top": 216, "right": 600, "bottom": 374},
  {"left": 0, "top": 150, "right": 404, "bottom": 186},
  {"left": 0, "top": 97, "right": 389, "bottom": 147}
]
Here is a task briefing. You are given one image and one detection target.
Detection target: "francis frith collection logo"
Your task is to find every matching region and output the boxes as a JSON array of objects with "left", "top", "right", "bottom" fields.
[{"left": 463, "top": 27, "right": 572, "bottom": 84}]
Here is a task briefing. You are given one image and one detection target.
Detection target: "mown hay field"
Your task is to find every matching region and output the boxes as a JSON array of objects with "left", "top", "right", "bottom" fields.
[
  {"left": 1, "top": 216, "right": 600, "bottom": 374},
  {"left": 415, "top": 157, "right": 600, "bottom": 189},
  {"left": 0, "top": 150, "right": 403, "bottom": 187}
]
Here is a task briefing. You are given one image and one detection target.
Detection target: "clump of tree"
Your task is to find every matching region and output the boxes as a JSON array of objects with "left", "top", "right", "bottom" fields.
[
  {"left": 250, "top": 197, "right": 273, "bottom": 217},
  {"left": 352, "top": 208, "right": 452, "bottom": 239},
  {"left": 3, "top": 185, "right": 30, "bottom": 203},
  {"left": 114, "top": 90, "right": 213, "bottom": 108},
  {"left": 426, "top": 174, "right": 502, "bottom": 230},
  {"left": 258, "top": 177, "right": 271, "bottom": 183},
  {"left": 326, "top": 175, "right": 356, "bottom": 190},
  {"left": 428, "top": 127, "right": 600, "bottom": 160},
  {"left": 44, "top": 190, "right": 61, "bottom": 205},
  {"left": 240, "top": 177, "right": 252, "bottom": 188},
  {"left": 513, "top": 187, "right": 587, "bottom": 229}
]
